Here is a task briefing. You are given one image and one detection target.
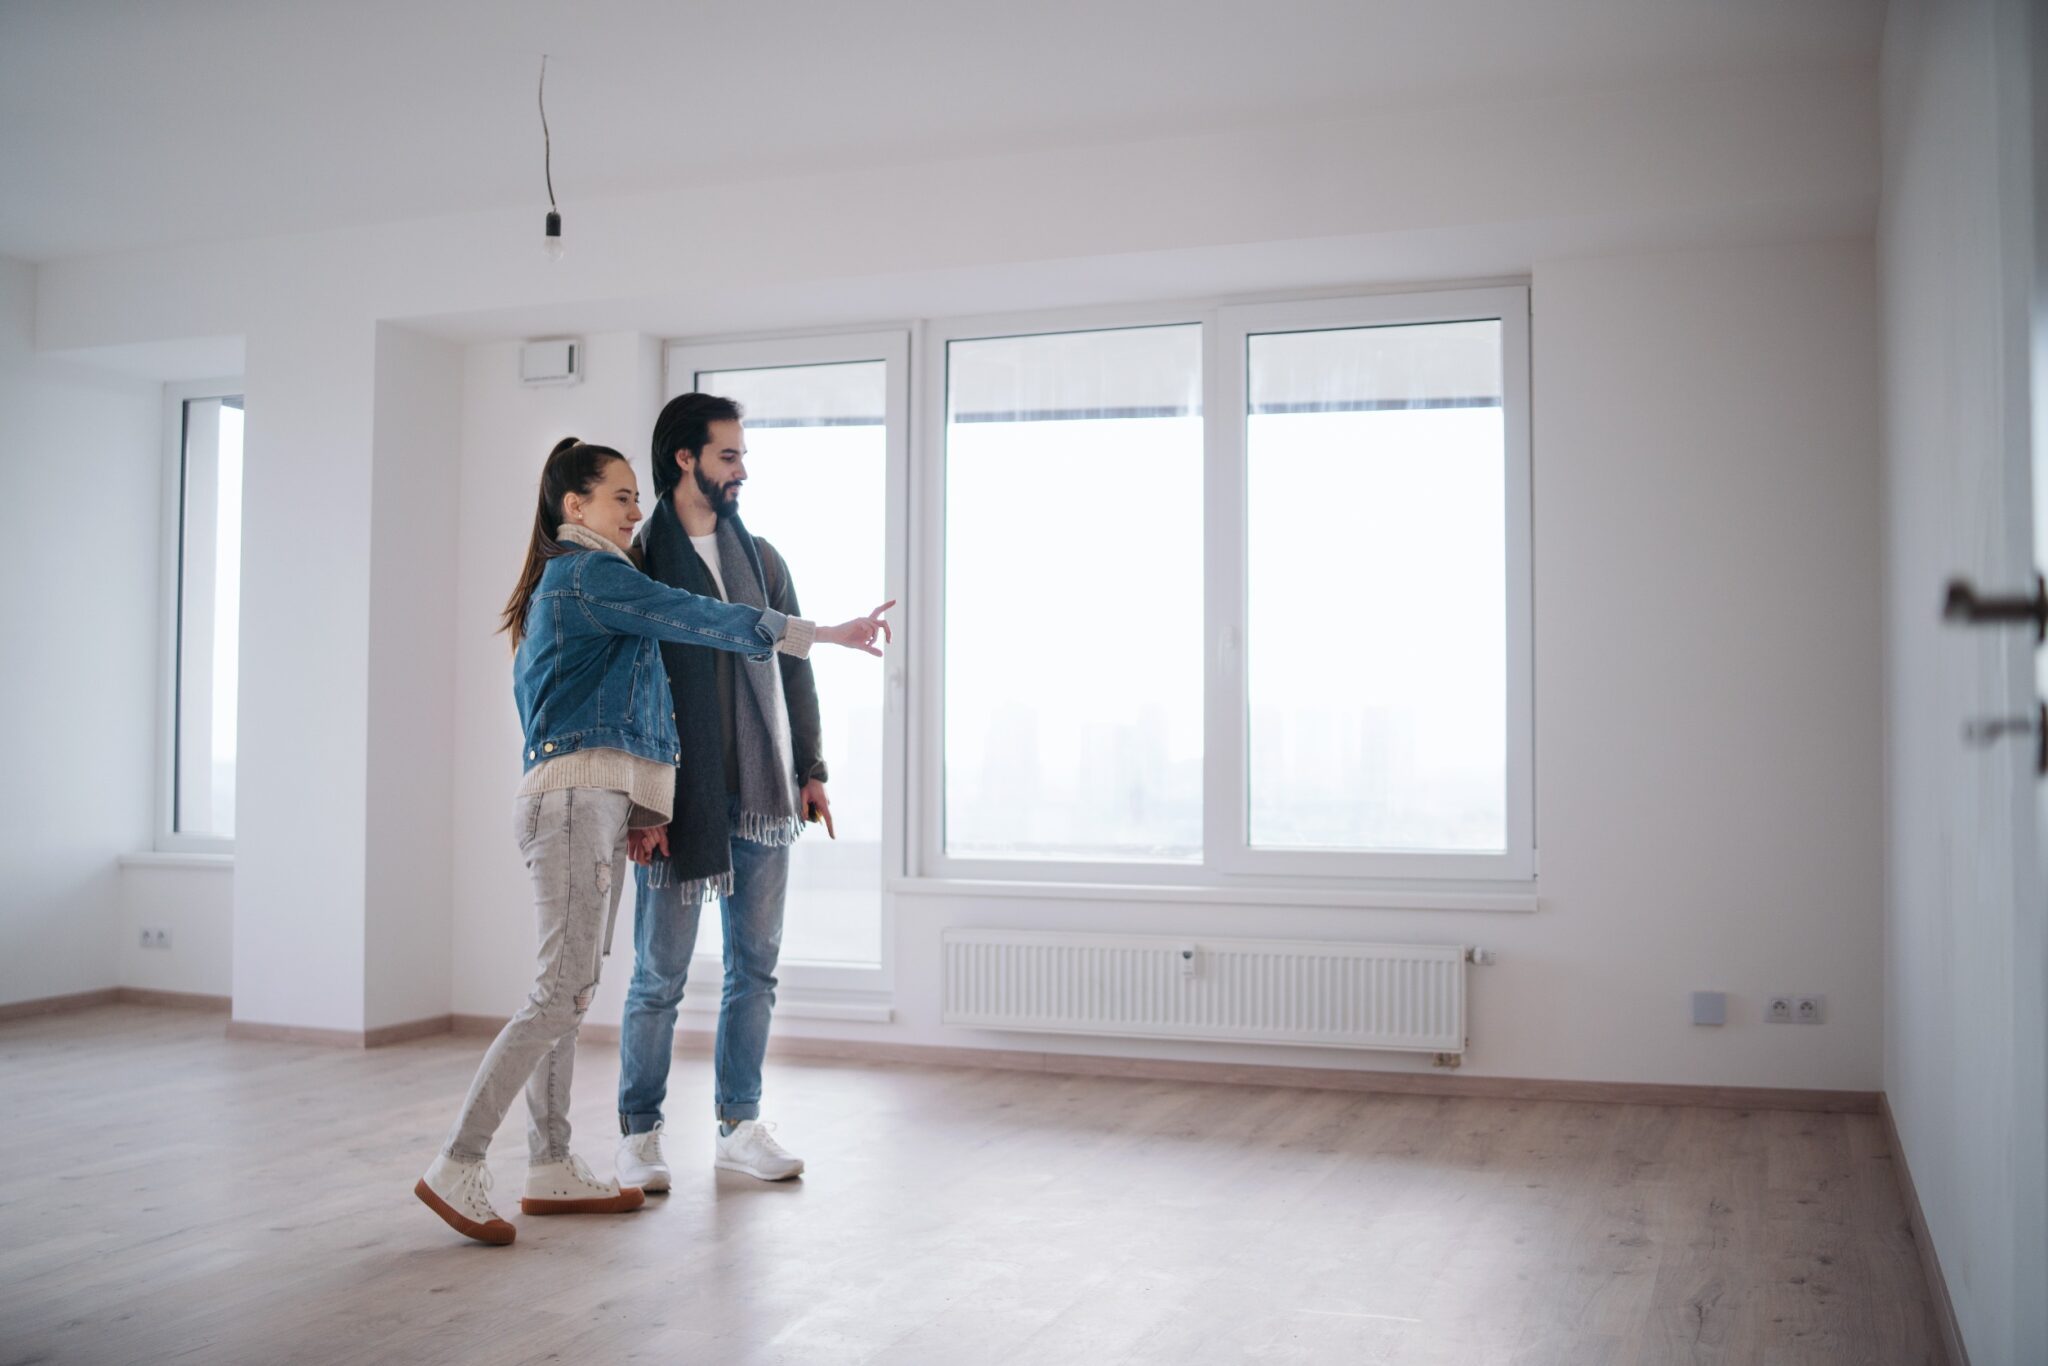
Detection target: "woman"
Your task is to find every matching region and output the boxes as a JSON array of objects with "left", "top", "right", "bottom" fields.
[{"left": 416, "top": 437, "right": 890, "bottom": 1245}]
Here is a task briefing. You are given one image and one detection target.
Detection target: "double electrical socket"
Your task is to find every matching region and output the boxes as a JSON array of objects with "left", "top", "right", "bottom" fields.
[
  {"left": 1766, "top": 994, "right": 1825, "bottom": 1024},
  {"left": 139, "top": 927, "right": 171, "bottom": 950}
]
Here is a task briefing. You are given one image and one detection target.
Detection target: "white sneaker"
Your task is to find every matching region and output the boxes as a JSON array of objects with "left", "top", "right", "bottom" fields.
[
  {"left": 416, "top": 1153, "right": 516, "bottom": 1245},
  {"left": 521, "top": 1152, "right": 646, "bottom": 1216},
  {"left": 616, "top": 1122, "right": 671, "bottom": 1193},
  {"left": 715, "top": 1119, "right": 805, "bottom": 1181}
]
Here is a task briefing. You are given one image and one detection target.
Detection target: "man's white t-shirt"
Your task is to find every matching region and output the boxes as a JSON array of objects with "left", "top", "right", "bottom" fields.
[{"left": 690, "top": 533, "right": 728, "bottom": 600}]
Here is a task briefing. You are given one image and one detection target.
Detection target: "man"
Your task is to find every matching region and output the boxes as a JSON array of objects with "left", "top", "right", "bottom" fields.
[{"left": 615, "top": 392, "right": 836, "bottom": 1186}]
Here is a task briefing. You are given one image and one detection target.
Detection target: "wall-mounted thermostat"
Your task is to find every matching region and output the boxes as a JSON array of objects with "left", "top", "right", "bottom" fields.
[{"left": 520, "top": 338, "right": 582, "bottom": 387}]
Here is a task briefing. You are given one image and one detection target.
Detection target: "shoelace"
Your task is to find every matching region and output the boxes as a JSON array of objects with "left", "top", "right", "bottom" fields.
[
  {"left": 744, "top": 1122, "right": 793, "bottom": 1159},
  {"left": 565, "top": 1153, "right": 613, "bottom": 1191},
  {"left": 458, "top": 1162, "right": 496, "bottom": 1214},
  {"left": 628, "top": 1128, "right": 664, "bottom": 1160}
]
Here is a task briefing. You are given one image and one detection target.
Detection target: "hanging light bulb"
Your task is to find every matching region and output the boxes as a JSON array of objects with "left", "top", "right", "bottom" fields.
[{"left": 538, "top": 56, "right": 563, "bottom": 261}]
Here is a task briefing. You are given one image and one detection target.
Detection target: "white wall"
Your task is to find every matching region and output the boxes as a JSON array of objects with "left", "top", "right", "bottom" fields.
[
  {"left": 117, "top": 864, "right": 233, "bottom": 998},
  {"left": 28, "top": 66, "right": 1886, "bottom": 1088},
  {"left": 363, "top": 324, "right": 463, "bottom": 1030},
  {"left": 228, "top": 311, "right": 376, "bottom": 1032},
  {"left": 1881, "top": 1, "right": 2048, "bottom": 1362},
  {"left": 1516, "top": 238, "right": 1884, "bottom": 1087},
  {"left": 0, "top": 255, "right": 160, "bottom": 1007}
]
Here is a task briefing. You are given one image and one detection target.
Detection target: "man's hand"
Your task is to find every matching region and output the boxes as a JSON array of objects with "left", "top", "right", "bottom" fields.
[
  {"left": 628, "top": 824, "right": 671, "bottom": 865},
  {"left": 801, "top": 779, "right": 835, "bottom": 839}
]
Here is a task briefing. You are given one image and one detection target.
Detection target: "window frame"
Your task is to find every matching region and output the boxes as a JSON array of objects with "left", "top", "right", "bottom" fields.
[
  {"left": 154, "top": 377, "right": 245, "bottom": 855},
  {"left": 914, "top": 288, "right": 1536, "bottom": 894},
  {"left": 663, "top": 329, "right": 912, "bottom": 994},
  {"left": 916, "top": 302, "right": 1217, "bottom": 887},
  {"left": 1208, "top": 286, "right": 1536, "bottom": 883}
]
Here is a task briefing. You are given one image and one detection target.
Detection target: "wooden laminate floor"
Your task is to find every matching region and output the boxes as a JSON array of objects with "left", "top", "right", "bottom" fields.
[{"left": 0, "top": 1006, "right": 1939, "bottom": 1366}]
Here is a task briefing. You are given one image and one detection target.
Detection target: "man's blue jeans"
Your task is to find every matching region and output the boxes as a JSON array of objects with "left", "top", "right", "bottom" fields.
[{"left": 618, "top": 807, "right": 789, "bottom": 1131}]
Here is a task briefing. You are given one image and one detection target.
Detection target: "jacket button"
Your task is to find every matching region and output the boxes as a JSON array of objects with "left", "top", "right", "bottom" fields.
[
  {"left": 673, "top": 751, "right": 681, "bottom": 761},
  {"left": 527, "top": 749, "right": 535, "bottom": 760},
  {"left": 543, "top": 742, "right": 556, "bottom": 754}
]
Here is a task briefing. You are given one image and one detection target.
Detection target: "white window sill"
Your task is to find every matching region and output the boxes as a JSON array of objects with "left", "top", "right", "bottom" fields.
[
  {"left": 888, "top": 877, "right": 1538, "bottom": 914},
  {"left": 120, "top": 852, "right": 234, "bottom": 871}
]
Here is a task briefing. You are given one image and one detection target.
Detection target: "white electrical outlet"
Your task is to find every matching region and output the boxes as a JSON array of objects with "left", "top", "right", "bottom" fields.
[
  {"left": 1795, "top": 995, "right": 1825, "bottom": 1025},
  {"left": 139, "top": 927, "right": 171, "bottom": 949},
  {"left": 1766, "top": 995, "right": 1794, "bottom": 1023}
]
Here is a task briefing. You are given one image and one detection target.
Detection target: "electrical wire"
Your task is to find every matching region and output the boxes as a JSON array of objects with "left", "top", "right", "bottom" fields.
[{"left": 538, "top": 55, "right": 556, "bottom": 211}]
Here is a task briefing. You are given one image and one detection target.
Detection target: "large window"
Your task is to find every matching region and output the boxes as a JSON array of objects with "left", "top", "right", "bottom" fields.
[
  {"left": 925, "top": 288, "right": 1533, "bottom": 889},
  {"left": 159, "top": 383, "right": 245, "bottom": 852},
  {"left": 662, "top": 284, "right": 1532, "bottom": 967}
]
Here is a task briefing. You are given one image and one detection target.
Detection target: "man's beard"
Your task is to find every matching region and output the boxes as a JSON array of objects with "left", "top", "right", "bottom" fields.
[{"left": 694, "top": 464, "right": 740, "bottom": 516}]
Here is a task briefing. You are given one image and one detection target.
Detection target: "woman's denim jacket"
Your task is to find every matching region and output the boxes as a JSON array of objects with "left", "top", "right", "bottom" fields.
[{"left": 514, "top": 547, "right": 788, "bottom": 772}]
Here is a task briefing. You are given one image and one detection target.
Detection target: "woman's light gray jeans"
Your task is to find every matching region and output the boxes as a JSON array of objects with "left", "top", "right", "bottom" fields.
[{"left": 443, "top": 787, "right": 630, "bottom": 1164}]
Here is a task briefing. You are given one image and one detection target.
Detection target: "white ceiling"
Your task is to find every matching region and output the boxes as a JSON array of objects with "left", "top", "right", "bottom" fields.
[{"left": 0, "top": 0, "right": 1882, "bottom": 264}]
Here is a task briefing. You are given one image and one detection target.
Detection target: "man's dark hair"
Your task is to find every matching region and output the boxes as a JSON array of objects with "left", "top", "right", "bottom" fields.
[{"left": 650, "top": 392, "right": 744, "bottom": 499}]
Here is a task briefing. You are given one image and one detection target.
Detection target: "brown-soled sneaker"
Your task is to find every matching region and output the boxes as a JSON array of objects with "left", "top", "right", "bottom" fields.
[
  {"left": 521, "top": 1153, "right": 646, "bottom": 1215},
  {"left": 416, "top": 1154, "right": 516, "bottom": 1245}
]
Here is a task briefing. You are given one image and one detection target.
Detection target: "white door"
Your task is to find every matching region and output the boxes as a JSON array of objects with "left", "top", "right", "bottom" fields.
[
  {"left": 2024, "top": 7, "right": 2048, "bottom": 1348},
  {"left": 1905, "top": 4, "right": 2048, "bottom": 1358},
  {"left": 1941, "top": 6, "right": 2048, "bottom": 1354}
]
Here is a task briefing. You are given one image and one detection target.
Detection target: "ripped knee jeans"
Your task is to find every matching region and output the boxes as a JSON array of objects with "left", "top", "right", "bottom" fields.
[{"left": 443, "top": 787, "right": 632, "bottom": 1164}]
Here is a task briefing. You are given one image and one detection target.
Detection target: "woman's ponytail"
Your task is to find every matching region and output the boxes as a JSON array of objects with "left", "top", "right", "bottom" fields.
[{"left": 500, "top": 437, "right": 628, "bottom": 648}]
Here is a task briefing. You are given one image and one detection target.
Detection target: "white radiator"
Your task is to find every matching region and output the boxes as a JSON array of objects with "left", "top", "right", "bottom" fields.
[{"left": 941, "top": 929, "right": 1467, "bottom": 1054}]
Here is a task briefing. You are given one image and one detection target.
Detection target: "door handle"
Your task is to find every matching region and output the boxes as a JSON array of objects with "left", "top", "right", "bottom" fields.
[{"left": 1941, "top": 574, "right": 2047, "bottom": 642}]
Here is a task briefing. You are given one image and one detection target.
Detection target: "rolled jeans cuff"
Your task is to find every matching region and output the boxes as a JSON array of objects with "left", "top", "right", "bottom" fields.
[{"left": 717, "top": 1101, "right": 761, "bottom": 1123}]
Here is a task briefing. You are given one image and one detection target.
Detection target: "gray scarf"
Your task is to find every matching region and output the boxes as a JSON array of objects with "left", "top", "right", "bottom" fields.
[
  {"left": 707, "top": 515, "right": 803, "bottom": 848},
  {"left": 642, "top": 510, "right": 805, "bottom": 902}
]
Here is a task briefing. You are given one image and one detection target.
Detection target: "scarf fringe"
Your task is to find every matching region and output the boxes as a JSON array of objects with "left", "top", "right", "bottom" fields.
[
  {"left": 645, "top": 863, "right": 735, "bottom": 904},
  {"left": 735, "top": 810, "right": 806, "bottom": 848}
]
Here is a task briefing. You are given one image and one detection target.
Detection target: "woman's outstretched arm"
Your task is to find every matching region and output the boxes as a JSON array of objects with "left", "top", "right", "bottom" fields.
[{"left": 570, "top": 552, "right": 893, "bottom": 659}]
